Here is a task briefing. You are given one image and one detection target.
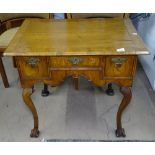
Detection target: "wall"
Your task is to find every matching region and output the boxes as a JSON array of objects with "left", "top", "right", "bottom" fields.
[{"left": 131, "top": 14, "right": 155, "bottom": 90}]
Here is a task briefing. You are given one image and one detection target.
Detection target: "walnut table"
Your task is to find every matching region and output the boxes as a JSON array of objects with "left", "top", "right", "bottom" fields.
[{"left": 4, "top": 18, "right": 149, "bottom": 137}]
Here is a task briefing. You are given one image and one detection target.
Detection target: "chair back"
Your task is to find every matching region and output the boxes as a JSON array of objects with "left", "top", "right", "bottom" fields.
[
  {"left": 0, "top": 13, "right": 52, "bottom": 34},
  {"left": 66, "top": 13, "right": 128, "bottom": 19},
  {"left": 0, "top": 13, "right": 52, "bottom": 22}
]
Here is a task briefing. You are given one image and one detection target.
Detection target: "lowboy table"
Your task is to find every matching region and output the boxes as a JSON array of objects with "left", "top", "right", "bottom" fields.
[{"left": 4, "top": 18, "right": 149, "bottom": 137}]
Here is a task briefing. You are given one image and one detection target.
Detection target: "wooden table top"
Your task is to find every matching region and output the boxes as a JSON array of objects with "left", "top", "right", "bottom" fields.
[{"left": 4, "top": 18, "right": 149, "bottom": 56}]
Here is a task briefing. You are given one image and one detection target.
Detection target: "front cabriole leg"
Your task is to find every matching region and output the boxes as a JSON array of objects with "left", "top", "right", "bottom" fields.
[
  {"left": 115, "top": 87, "right": 132, "bottom": 137},
  {"left": 22, "top": 88, "right": 40, "bottom": 137}
]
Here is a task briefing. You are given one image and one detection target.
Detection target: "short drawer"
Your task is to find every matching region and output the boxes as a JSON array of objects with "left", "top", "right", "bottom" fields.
[
  {"left": 49, "top": 56, "right": 101, "bottom": 67},
  {"left": 105, "top": 56, "right": 136, "bottom": 77},
  {"left": 16, "top": 56, "right": 49, "bottom": 79}
]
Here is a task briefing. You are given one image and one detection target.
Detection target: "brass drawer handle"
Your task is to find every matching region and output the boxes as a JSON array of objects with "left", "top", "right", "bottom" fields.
[
  {"left": 111, "top": 57, "right": 127, "bottom": 65},
  {"left": 68, "top": 57, "right": 83, "bottom": 65},
  {"left": 26, "top": 57, "right": 40, "bottom": 66}
]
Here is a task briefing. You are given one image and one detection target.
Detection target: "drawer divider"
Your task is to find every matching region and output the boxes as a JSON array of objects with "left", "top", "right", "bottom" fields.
[{"left": 49, "top": 67, "right": 102, "bottom": 71}]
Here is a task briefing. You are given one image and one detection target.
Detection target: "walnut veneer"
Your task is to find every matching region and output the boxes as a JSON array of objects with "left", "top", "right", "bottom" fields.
[
  {"left": 4, "top": 18, "right": 149, "bottom": 137},
  {"left": 0, "top": 13, "right": 52, "bottom": 88}
]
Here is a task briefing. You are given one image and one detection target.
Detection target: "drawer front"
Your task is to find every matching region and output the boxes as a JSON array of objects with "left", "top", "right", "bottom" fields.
[
  {"left": 105, "top": 56, "right": 136, "bottom": 77},
  {"left": 49, "top": 56, "right": 100, "bottom": 67},
  {"left": 16, "top": 57, "right": 49, "bottom": 79}
]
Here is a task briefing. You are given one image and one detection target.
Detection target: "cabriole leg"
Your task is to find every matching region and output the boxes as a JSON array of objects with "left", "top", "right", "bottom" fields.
[
  {"left": 115, "top": 87, "right": 132, "bottom": 137},
  {"left": 22, "top": 88, "right": 40, "bottom": 137}
]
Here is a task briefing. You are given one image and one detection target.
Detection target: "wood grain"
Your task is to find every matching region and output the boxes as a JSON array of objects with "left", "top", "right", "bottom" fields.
[
  {"left": 4, "top": 18, "right": 149, "bottom": 56},
  {"left": 104, "top": 55, "right": 135, "bottom": 77},
  {"left": 116, "top": 87, "right": 132, "bottom": 137},
  {"left": 0, "top": 14, "right": 52, "bottom": 88},
  {"left": 49, "top": 56, "right": 100, "bottom": 67},
  {"left": 15, "top": 55, "right": 138, "bottom": 88},
  {"left": 15, "top": 56, "right": 49, "bottom": 79},
  {"left": 22, "top": 88, "right": 39, "bottom": 137},
  {"left": 5, "top": 18, "right": 149, "bottom": 137}
]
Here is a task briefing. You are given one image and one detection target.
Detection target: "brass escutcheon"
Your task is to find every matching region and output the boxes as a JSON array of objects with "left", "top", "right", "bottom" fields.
[
  {"left": 111, "top": 57, "right": 127, "bottom": 65},
  {"left": 26, "top": 57, "right": 40, "bottom": 67},
  {"left": 68, "top": 57, "right": 82, "bottom": 65}
]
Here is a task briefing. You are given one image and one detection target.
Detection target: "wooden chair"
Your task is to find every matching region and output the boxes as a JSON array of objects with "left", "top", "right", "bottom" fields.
[
  {"left": 66, "top": 13, "right": 129, "bottom": 95},
  {"left": 66, "top": 13, "right": 128, "bottom": 19},
  {"left": 0, "top": 13, "right": 53, "bottom": 88}
]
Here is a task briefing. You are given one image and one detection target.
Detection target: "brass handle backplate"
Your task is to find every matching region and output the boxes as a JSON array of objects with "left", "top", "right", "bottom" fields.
[
  {"left": 26, "top": 57, "right": 40, "bottom": 66},
  {"left": 111, "top": 57, "right": 127, "bottom": 65},
  {"left": 68, "top": 57, "right": 82, "bottom": 65}
]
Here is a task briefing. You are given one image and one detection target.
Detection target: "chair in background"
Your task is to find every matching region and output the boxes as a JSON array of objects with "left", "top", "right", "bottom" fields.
[
  {"left": 0, "top": 13, "right": 53, "bottom": 90},
  {"left": 66, "top": 13, "right": 128, "bottom": 19},
  {"left": 66, "top": 13, "right": 129, "bottom": 96}
]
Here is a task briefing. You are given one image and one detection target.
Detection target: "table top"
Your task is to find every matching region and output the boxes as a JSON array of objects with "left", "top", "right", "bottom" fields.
[{"left": 4, "top": 18, "right": 149, "bottom": 56}]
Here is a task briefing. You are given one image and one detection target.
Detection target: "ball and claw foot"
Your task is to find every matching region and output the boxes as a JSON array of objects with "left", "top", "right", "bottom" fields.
[
  {"left": 106, "top": 88, "right": 114, "bottom": 96},
  {"left": 30, "top": 129, "right": 40, "bottom": 138},
  {"left": 106, "top": 84, "right": 114, "bottom": 96},
  {"left": 115, "top": 128, "right": 126, "bottom": 137},
  {"left": 41, "top": 84, "right": 50, "bottom": 97},
  {"left": 41, "top": 89, "right": 49, "bottom": 97}
]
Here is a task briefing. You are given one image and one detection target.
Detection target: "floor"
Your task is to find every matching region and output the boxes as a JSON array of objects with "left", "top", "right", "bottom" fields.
[{"left": 0, "top": 57, "right": 155, "bottom": 142}]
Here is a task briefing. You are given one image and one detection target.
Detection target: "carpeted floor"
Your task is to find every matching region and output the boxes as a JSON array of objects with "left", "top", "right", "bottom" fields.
[{"left": 0, "top": 57, "right": 155, "bottom": 142}]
